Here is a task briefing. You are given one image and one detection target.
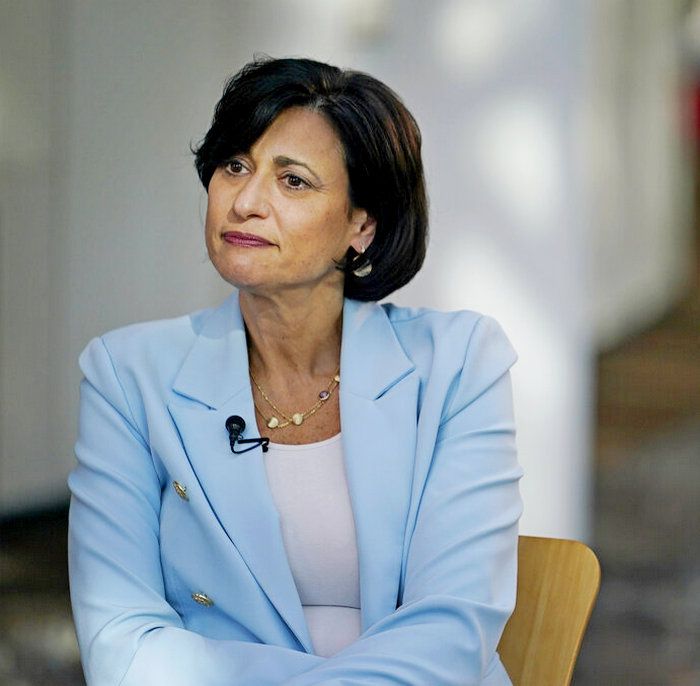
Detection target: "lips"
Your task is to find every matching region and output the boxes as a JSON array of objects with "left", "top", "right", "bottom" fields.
[{"left": 222, "top": 231, "right": 273, "bottom": 247}]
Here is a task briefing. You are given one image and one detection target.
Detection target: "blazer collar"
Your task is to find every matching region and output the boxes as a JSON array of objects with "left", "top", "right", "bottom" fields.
[
  {"left": 169, "top": 290, "right": 417, "bottom": 651},
  {"left": 172, "top": 290, "right": 251, "bottom": 409},
  {"left": 172, "top": 290, "right": 415, "bottom": 407}
]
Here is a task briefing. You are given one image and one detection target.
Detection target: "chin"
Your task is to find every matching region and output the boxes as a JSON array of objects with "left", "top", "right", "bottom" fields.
[
  {"left": 210, "top": 252, "right": 266, "bottom": 286},
  {"left": 215, "top": 270, "right": 266, "bottom": 292}
]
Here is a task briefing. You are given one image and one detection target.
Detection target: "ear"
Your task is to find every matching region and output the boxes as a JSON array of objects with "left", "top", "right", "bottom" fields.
[{"left": 349, "top": 209, "right": 377, "bottom": 253}]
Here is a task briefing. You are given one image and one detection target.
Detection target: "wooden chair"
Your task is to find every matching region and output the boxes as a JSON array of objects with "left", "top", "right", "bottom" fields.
[{"left": 497, "top": 536, "right": 601, "bottom": 686}]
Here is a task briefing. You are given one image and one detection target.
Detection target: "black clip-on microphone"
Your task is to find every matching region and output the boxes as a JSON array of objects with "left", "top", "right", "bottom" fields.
[{"left": 225, "top": 415, "right": 270, "bottom": 454}]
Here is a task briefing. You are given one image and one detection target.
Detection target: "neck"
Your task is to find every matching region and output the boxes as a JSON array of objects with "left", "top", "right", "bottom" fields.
[{"left": 239, "top": 285, "right": 343, "bottom": 378}]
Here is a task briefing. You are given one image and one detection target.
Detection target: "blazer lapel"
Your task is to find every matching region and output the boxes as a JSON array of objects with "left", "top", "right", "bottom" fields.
[
  {"left": 340, "top": 299, "right": 417, "bottom": 633},
  {"left": 167, "top": 291, "right": 313, "bottom": 652},
  {"left": 167, "top": 292, "right": 418, "bottom": 649}
]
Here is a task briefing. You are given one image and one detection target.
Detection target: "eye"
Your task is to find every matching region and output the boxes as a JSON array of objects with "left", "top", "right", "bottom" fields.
[
  {"left": 223, "top": 158, "right": 246, "bottom": 175},
  {"left": 282, "top": 173, "right": 310, "bottom": 190}
]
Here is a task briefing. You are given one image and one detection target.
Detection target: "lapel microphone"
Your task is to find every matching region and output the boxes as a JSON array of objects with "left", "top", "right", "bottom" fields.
[{"left": 225, "top": 415, "right": 270, "bottom": 454}]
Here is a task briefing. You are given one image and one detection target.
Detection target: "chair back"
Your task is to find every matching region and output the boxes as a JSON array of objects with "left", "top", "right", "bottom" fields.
[{"left": 497, "top": 535, "right": 601, "bottom": 686}]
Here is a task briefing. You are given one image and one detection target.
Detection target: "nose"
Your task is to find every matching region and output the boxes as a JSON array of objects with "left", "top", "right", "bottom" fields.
[{"left": 230, "top": 172, "right": 269, "bottom": 220}]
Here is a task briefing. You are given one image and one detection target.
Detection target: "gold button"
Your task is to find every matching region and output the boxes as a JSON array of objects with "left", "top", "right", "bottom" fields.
[
  {"left": 173, "top": 481, "right": 189, "bottom": 501},
  {"left": 191, "top": 592, "right": 214, "bottom": 607}
]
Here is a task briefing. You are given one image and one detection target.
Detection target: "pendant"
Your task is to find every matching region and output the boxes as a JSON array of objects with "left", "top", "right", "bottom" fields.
[
  {"left": 267, "top": 416, "right": 280, "bottom": 429},
  {"left": 292, "top": 413, "right": 304, "bottom": 426}
]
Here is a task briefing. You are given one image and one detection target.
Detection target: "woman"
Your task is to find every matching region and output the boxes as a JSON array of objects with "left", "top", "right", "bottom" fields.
[{"left": 68, "top": 57, "right": 523, "bottom": 685}]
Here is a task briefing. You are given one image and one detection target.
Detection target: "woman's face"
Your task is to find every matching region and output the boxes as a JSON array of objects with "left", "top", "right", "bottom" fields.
[{"left": 205, "top": 106, "right": 375, "bottom": 297}]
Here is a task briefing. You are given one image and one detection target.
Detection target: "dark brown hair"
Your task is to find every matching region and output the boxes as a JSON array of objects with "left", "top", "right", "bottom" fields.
[{"left": 192, "top": 56, "right": 428, "bottom": 301}]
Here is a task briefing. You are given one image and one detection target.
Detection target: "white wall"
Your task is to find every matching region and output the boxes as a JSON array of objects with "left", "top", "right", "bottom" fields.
[
  {"left": 1, "top": 1, "right": 58, "bottom": 510},
  {"left": 1, "top": 0, "right": 692, "bottom": 541},
  {"left": 584, "top": 0, "right": 693, "bottom": 348}
]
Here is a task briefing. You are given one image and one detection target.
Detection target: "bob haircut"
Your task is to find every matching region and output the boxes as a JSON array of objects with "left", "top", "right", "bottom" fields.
[{"left": 192, "top": 56, "right": 428, "bottom": 301}]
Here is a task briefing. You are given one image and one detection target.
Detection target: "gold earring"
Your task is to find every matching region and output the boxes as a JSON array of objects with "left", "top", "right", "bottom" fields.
[{"left": 351, "top": 243, "right": 372, "bottom": 278}]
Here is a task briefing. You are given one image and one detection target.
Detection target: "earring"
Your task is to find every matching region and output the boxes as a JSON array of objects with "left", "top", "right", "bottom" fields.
[{"left": 351, "top": 243, "right": 372, "bottom": 278}]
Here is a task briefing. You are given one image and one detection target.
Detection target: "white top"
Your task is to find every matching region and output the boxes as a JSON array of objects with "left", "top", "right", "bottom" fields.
[{"left": 262, "top": 432, "right": 361, "bottom": 657}]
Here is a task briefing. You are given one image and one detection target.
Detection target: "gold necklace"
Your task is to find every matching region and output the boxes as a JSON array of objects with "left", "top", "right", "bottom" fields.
[{"left": 250, "top": 368, "right": 340, "bottom": 429}]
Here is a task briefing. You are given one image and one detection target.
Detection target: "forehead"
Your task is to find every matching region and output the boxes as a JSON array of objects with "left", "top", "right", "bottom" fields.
[{"left": 250, "top": 107, "right": 346, "bottom": 176}]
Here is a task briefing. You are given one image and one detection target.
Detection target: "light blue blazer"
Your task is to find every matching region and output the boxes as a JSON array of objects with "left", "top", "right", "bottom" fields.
[{"left": 68, "top": 290, "right": 523, "bottom": 686}]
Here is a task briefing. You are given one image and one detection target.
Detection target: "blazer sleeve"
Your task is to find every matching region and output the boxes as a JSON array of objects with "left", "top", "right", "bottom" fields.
[
  {"left": 281, "top": 315, "right": 523, "bottom": 686},
  {"left": 68, "top": 336, "right": 325, "bottom": 686}
]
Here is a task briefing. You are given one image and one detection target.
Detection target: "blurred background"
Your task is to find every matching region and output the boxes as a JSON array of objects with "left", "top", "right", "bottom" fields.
[{"left": 1, "top": 0, "right": 698, "bottom": 683}]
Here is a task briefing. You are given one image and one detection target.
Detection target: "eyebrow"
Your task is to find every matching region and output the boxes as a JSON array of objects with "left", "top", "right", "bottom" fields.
[{"left": 273, "top": 155, "right": 322, "bottom": 185}]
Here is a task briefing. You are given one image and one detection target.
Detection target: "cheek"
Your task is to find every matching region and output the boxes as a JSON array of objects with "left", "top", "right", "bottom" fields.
[
  {"left": 205, "top": 176, "right": 230, "bottom": 224},
  {"left": 203, "top": 216, "right": 216, "bottom": 255},
  {"left": 205, "top": 194, "right": 221, "bottom": 225},
  {"left": 293, "top": 206, "right": 351, "bottom": 249},
  {"left": 204, "top": 196, "right": 226, "bottom": 246}
]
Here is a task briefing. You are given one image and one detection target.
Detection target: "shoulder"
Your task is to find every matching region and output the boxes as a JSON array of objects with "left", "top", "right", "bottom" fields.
[
  {"left": 77, "top": 305, "right": 222, "bottom": 437},
  {"left": 383, "top": 302, "right": 482, "bottom": 340},
  {"left": 102, "top": 306, "right": 212, "bottom": 355},
  {"left": 380, "top": 302, "right": 517, "bottom": 369},
  {"left": 377, "top": 303, "right": 518, "bottom": 427},
  {"left": 78, "top": 305, "right": 214, "bottom": 385}
]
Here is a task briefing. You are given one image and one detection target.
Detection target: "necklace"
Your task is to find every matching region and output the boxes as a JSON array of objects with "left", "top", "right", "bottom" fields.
[{"left": 250, "top": 368, "right": 340, "bottom": 429}]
